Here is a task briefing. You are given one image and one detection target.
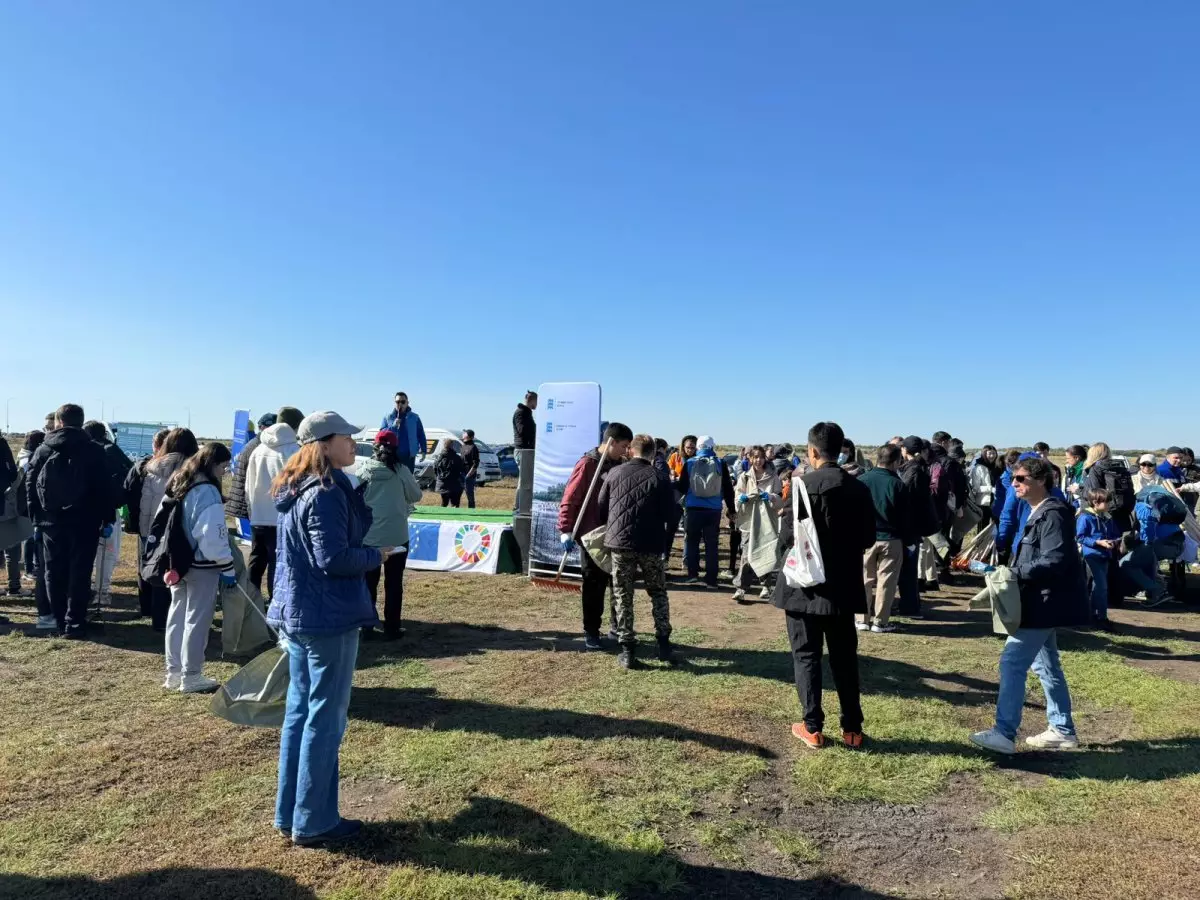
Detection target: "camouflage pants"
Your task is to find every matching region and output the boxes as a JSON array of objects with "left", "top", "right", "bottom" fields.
[{"left": 611, "top": 551, "right": 672, "bottom": 647}]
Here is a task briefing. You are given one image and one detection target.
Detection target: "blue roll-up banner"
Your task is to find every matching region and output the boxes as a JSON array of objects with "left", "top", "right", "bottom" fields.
[
  {"left": 527, "top": 382, "right": 602, "bottom": 582},
  {"left": 231, "top": 409, "right": 252, "bottom": 541}
]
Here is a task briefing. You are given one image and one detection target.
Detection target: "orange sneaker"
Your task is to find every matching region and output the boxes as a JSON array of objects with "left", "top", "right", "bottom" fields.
[
  {"left": 842, "top": 731, "right": 865, "bottom": 749},
  {"left": 791, "top": 723, "right": 825, "bottom": 749}
]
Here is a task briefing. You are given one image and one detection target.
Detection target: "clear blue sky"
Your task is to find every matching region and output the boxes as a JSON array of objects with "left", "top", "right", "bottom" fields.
[{"left": 3, "top": 2, "right": 1197, "bottom": 450}]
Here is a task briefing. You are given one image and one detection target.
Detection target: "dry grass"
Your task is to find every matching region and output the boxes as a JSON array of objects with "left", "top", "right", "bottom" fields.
[{"left": 2, "top": 480, "right": 1200, "bottom": 898}]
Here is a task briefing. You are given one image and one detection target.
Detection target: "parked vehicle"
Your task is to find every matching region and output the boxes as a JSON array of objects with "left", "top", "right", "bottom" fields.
[
  {"left": 493, "top": 444, "right": 520, "bottom": 479},
  {"left": 353, "top": 427, "right": 500, "bottom": 489}
]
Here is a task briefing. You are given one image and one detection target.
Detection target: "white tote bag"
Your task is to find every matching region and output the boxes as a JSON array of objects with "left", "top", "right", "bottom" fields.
[{"left": 781, "top": 475, "right": 826, "bottom": 588}]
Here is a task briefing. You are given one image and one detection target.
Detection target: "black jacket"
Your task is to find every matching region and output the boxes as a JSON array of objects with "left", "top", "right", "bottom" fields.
[
  {"left": 513, "top": 404, "right": 536, "bottom": 450},
  {"left": 462, "top": 440, "right": 480, "bottom": 477},
  {"left": 122, "top": 456, "right": 150, "bottom": 534},
  {"left": 772, "top": 463, "right": 876, "bottom": 616},
  {"left": 226, "top": 436, "right": 260, "bottom": 520},
  {"left": 0, "top": 437, "right": 16, "bottom": 496},
  {"left": 1012, "top": 496, "right": 1089, "bottom": 629},
  {"left": 96, "top": 439, "right": 133, "bottom": 525},
  {"left": 899, "top": 457, "right": 939, "bottom": 542},
  {"left": 928, "top": 445, "right": 967, "bottom": 524},
  {"left": 1084, "top": 459, "right": 1135, "bottom": 533},
  {"left": 25, "top": 427, "right": 111, "bottom": 530},
  {"left": 435, "top": 450, "right": 466, "bottom": 494},
  {"left": 597, "top": 457, "right": 674, "bottom": 554}
]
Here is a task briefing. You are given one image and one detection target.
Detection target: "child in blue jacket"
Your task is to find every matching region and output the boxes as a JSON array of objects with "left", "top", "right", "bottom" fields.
[{"left": 1076, "top": 489, "right": 1122, "bottom": 629}]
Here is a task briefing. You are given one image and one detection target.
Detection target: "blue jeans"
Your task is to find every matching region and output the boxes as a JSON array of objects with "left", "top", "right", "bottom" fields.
[
  {"left": 1084, "top": 554, "right": 1110, "bottom": 619},
  {"left": 1119, "top": 546, "right": 1162, "bottom": 601},
  {"left": 995, "top": 628, "right": 1075, "bottom": 741},
  {"left": 464, "top": 474, "right": 477, "bottom": 509},
  {"left": 275, "top": 628, "right": 360, "bottom": 838}
]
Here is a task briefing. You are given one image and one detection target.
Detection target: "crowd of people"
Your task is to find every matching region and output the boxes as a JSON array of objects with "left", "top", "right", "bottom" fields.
[
  {"left": 554, "top": 423, "right": 1198, "bottom": 756},
  {"left": 1, "top": 401, "right": 1197, "bottom": 845}
]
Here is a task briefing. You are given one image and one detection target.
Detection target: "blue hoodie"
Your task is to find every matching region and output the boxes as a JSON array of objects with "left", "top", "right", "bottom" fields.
[
  {"left": 1076, "top": 509, "right": 1122, "bottom": 559},
  {"left": 1157, "top": 460, "right": 1185, "bottom": 486},
  {"left": 380, "top": 409, "right": 428, "bottom": 459},
  {"left": 268, "top": 469, "right": 382, "bottom": 635},
  {"left": 997, "top": 453, "right": 1068, "bottom": 554},
  {"left": 682, "top": 448, "right": 731, "bottom": 512}
]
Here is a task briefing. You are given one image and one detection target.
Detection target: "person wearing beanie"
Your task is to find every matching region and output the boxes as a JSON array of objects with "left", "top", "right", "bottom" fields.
[
  {"left": 1131, "top": 454, "right": 1164, "bottom": 494},
  {"left": 244, "top": 408, "right": 304, "bottom": 595},
  {"left": 228, "top": 412, "right": 280, "bottom": 523},
  {"left": 276, "top": 407, "right": 304, "bottom": 432},
  {"left": 1157, "top": 447, "right": 1187, "bottom": 487}
]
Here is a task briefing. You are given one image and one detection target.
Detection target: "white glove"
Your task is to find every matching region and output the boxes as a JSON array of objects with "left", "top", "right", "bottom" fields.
[{"left": 559, "top": 533, "right": 574, "bottom": 547}]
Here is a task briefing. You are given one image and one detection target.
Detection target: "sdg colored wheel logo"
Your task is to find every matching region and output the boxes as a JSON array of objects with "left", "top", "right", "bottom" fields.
[{"left": 454, "top": 524, "right": 492, "bottom": 564}]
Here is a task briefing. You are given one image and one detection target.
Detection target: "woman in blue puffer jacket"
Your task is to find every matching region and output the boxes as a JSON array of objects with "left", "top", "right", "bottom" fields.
[{"left": 267, "top": 411, "right": 388, "bottom": 848}]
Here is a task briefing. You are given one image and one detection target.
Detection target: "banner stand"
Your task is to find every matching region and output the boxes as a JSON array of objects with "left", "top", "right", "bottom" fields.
[{"left": 527, "top": 383, "right": 602, "bottom": 584}]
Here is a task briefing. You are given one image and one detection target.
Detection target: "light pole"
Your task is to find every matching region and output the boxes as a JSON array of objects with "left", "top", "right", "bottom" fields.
[
  {"left": 5, "top": 398, "right": 12, "bottom": 433},
  {"left": 95, "top": 399, "right": 105, "bottom": 421},
  {"left": 185, "top": 407, "right": 191, "bottom": 429}
]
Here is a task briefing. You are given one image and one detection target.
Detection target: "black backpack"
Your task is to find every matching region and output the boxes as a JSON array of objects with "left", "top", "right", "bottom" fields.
[
  {"left": 1137, "top": 487, "right": 1189, "bottom": 527},
  {"left": 1103, "top": 466, "right": 1136, "bottom": 516},
  {"left": 140, "top": 493, "right": 195, "bottom": 587},
  {"left": 35, "top": 448, "right": 89, "bottom": 514}
]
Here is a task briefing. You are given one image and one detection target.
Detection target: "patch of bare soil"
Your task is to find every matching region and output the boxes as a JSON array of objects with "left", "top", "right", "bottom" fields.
[
  {"left": 670, "top": 755, "right": 1008, "bottom": 900},
  {"left": 339, "top": 777, "right": 414, "bottom": 821}
]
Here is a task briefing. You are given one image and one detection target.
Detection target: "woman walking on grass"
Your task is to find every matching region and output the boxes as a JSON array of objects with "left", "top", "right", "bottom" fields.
[
  {"left": 358, "top": 430, "right": 422, "bottom": 641},
  {"left": 269, "top": 411, "right": 387, "bottom": 847},
  {"left": 161, "top": 442, "right": 235, "bottom": 693}
]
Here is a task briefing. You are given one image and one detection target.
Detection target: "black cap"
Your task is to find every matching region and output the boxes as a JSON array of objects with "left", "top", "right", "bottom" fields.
[{"left": 903, "top": 436, "right": 925, "bottom": 454}]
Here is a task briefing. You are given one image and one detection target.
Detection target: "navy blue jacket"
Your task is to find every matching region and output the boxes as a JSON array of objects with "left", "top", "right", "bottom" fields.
[
  {"left": 268, "top": 469, "right": 382, "bottom": 635},
  {"left": 1012, "top": 497, "right": 1088, "bottom": 629}
]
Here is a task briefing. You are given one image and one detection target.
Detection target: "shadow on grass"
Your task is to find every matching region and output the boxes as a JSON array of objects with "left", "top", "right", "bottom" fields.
[
  {"left": 0, "top": 867, "right": 317, "bottom": 900},
  {"left": 866, "top": 735, "right": 1200, "bottom": 782},
  {"left": 333, "top": 794, "right": 893, "bottom": 899},
  {"left": 350, "top": 686, "right": 775, "bottom": 758}
]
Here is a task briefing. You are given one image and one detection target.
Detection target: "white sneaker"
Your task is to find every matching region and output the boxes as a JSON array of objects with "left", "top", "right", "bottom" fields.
[
  {"left": 855, "top": 621, "right": 869, "bottom": 632},
  {"left": 759, "top": 587, "right": 772, "bottom": 600},
  {"left": 163, "top": 673, "right": 182, "bottom": 691},
  {"left": 871, "top": 624, "right": 898, "bottom": 634},
  {"left": 1025, "top": 728, "right": 1079, "bottom": 750},
  {"left": 179, "top": 674, "right": 220, "bottom": 694},
  {"left": 732, "top": 589, "right": 746, "bottom": 602},
  {"left": 35, "top": 615, "right": 57, "bottom": 630},
  {"left": 969, "top": 728, "right": 1016, "bottom": 755}
]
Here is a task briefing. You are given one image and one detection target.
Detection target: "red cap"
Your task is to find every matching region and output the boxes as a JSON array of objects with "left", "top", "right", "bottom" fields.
[{"left": 374, "top": 430, "right": 398, "bottom": 448}]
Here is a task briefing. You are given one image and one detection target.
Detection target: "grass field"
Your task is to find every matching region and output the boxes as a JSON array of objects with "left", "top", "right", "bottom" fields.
[{"left": 2, "top": 478, "right": 1200, "bottom": 899}]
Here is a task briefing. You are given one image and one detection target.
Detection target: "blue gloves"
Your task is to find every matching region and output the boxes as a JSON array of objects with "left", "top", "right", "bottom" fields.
[
  {"left": 740, "top": 459, "right": 750, "bottom": 473},
  {"left": 738, "top": 493, "right": 750, "bottom": 504},
  {"left": 559, "top": 533, "right": 574, "bottom": 547},
  {"left": 101, "top": 524, "right": 113, "bottom": 539},
  {"left": 219, "top": 570, "right": 238, "bottom": 587},
  {"left": 759, "top": 492, "right": 771, "bottom": 503}
]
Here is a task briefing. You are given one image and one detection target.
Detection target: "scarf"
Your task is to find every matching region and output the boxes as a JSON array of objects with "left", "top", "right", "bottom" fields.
[{"left": 1066, "top": 461, "right": 1083, "bottom": 484}]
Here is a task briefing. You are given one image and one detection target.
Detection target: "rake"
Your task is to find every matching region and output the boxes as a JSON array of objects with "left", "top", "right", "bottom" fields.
[{"left": 531, "top": 438, "right": 612, "bottom": 593}]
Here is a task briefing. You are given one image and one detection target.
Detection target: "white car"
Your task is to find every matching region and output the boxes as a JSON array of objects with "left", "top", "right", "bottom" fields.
[{"left": 355, "top": 427, "right": 501, "bottom": 489}]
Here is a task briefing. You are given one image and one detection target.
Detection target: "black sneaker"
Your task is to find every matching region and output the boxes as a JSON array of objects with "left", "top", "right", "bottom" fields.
[
  {"left": 63, "top": 625, "right": 88, "bottom": 641},
  {"left": 1095, "top": 617, "right": 1119, "bottom": 634},
  {"left": 656, "top": 637, "right": 675, "bottom": 664},
  {"left": 617, "top": 647, "right": 637, "bottom": 670},
  {"left": 584, "top": 632, "right": 603, "bottom": 651},
  {"left": 293, "top": 817, "right": 363, "bottom": 847}
]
